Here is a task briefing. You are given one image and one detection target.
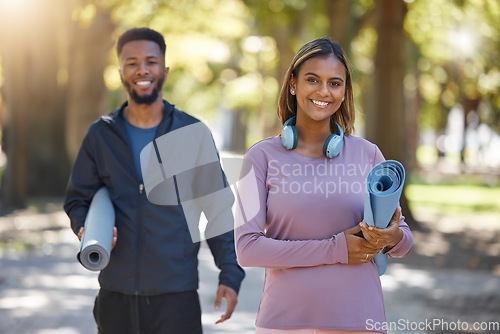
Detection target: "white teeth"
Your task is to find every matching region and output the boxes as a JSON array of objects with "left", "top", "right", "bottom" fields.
[
  {"left": 312, "top": 100, "right": 329, "bottom": 106},
  {"left": 136, "top": 81, "right": 151, "bottom": 86}
]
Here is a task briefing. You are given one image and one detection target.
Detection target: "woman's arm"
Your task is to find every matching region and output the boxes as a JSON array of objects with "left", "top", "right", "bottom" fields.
[{"left": 234, "top": 155, "right": 367, "bottom": 269}]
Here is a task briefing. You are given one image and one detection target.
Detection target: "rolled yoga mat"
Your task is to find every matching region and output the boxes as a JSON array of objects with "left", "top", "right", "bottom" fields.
[
  {"left": 363, "top": 160, "right": 405, "bottom": 276},
  {"left": 77, "top": 187, "right": 115, "bottom": 271}
]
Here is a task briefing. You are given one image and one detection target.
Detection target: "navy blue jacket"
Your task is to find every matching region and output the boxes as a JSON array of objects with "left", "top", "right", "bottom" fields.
[{"left": 64, "top": 100, "right": 245, "bottom": 295}]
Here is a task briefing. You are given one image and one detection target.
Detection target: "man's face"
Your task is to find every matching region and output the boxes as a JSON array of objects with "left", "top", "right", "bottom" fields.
[{"left": 119, "top": 40, "right": 169, "bottom": 105}]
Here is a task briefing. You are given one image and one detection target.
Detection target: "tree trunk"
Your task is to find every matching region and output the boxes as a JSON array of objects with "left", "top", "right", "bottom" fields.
[
  {"left": 327, "top": 0, "right": 351, "bottom": 48},
  {"left": 65, "top": 5, "right": 115, "bottom": 163},
  {"left": 365, "top": 0, "right": 419, "bottom": 227},
  {"left": 0, "top": 0, "right": 70, "bottom": 210},
  {"left": 405, "top": 42, "right": 422, "bottom": 172}
]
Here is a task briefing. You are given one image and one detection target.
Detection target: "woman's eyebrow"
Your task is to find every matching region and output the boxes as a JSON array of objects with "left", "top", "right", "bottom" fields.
[{"left": 304, "top": 72, "right": 344, "bottom": 82}]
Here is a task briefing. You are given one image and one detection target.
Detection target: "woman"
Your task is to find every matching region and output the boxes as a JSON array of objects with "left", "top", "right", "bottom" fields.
[{"left": 234, "top": 37, "right": 413, "bottom": 334}]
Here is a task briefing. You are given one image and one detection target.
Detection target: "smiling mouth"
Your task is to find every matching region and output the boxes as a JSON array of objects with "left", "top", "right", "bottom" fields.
[
  {"left": 311, "top": 99, "right": 330, "bottom": 107},
  {"left": 136, "top": 80, "right": 153, "bottom": 86}
]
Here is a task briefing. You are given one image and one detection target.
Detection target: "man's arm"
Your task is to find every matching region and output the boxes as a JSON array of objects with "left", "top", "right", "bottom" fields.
[
  {"left": 192, "top": 123, "right": 245, "bottom": 323},
  {"left": 64, "top": 133, "right": 102, "bottom": 235}
]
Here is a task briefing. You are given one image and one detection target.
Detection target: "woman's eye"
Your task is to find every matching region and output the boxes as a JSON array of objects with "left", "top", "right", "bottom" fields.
[
  {"left": 307, "top": 78, "right": 318, "bottom": 83},
  {"left": 330, "top": 81, "right": 341, "bottom": 87}
]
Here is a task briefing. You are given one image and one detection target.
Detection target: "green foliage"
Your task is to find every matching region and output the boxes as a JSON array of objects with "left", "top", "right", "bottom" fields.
[
  {"left": 2, "top": 0, "right": 499, "bottom": 150},
  {"left": 407, "top": 183, "right": 500, "bottom": 216},
  {"left": 405, "top": 0, "right": 500, "bottom": 131}
]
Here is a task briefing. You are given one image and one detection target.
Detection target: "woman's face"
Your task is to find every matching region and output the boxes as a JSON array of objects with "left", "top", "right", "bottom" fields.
[{"left": 290, "top": 54, "right": 346, "bottom": 127}]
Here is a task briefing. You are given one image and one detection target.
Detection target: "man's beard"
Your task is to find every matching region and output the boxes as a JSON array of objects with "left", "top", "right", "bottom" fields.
[{"left": 122, "top": 75, "right": 165, "bottom": 105}]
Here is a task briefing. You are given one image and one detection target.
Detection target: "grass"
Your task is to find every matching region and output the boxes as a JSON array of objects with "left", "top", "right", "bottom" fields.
[{"left": 406, "top": 183, "right": 500, "bottom": 216}]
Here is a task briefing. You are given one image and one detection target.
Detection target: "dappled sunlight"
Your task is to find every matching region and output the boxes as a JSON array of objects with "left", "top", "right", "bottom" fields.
[
  {"left": 198, "top": 243, "right": 263, "bottom": 333},
  {"left": 0, "top": 246, "right": 100, "bottom": 333},
  {"left": 202, "top": 311, "right": 258, "bottom": 333},
  {"left": 381, "top": 264, "right": 437, "bottom": 292},
  {"left": 383, "top": 263, "right": 500, "bottom": 333},
  {"left": 38, "top": 328, "right": 82, "bottom": 334},
  {"left": 449, "top": 27, "right": 477, "bottom": 58},
  {"left": 413, "top": 230, "right": 450, "bottom": 257},
  {"left": 0, "top": 292, "right": 49, "bottom": 310},
  {"left": 21, "top": 274, "right": 98, "bottom": 290}
]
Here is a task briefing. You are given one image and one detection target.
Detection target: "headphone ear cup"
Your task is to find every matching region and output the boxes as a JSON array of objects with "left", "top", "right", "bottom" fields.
[
  {"left": 323, "top": 134, "right": 343, "bottom": 158},
  {"left": 281, "top": 125, "right": 298, "bottom": 150}
]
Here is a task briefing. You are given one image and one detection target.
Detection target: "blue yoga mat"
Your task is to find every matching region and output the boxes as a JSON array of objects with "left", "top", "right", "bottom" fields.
[
  {"left": 364, "top": 160, "right": 405, "bottom": 276},
  {"left": 77, "top": 187, "right": 115, "bottom": 271}
]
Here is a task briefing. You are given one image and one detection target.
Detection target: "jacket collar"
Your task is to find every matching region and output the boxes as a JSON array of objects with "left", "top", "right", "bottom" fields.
[{"left": 101, "top": 99, "right": 175, "bottom": 140}]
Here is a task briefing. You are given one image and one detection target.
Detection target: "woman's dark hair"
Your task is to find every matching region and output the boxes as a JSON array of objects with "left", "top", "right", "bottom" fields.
[
  {"left": 116, "top": 27, "right": 166, "bottom": 57},
  {"left": 277, "top": 37, "right": 355, "bottom": 136}
]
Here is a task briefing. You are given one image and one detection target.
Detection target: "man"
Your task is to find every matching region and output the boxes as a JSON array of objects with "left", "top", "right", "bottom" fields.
[{"left": 64, "top": 27, "right": 245, "bottom": 334}]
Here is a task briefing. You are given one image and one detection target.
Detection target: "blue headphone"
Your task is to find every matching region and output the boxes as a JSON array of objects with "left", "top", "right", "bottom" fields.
[{"left": 281, "top": 116, "right": 344, "bottom": 158}]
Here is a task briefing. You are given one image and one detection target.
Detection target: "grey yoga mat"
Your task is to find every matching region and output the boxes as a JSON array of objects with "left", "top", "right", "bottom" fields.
[
  {"left": 364, "top": 160, "right": 405, "bottom": 276},
  {"left": 77, "top": 187, "right": 115, "bottom": 271}
]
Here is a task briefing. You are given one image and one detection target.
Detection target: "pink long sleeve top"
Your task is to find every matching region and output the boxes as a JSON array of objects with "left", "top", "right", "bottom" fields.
[{"left": 234, "top": 135, "right": 413, "bottom": 332}]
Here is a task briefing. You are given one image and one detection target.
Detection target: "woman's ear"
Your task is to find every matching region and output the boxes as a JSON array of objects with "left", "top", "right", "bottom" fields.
[{"left": 290, "top": 76, "right": 296, "bottom": 94}]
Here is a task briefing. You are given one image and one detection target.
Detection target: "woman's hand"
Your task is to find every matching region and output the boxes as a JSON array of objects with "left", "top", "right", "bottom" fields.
[
  {"left": 359, "top": 207, "right": 403, "bottom": 253},
  {"left": 344, "top": 225, "right": 383, "bottom": 264}
]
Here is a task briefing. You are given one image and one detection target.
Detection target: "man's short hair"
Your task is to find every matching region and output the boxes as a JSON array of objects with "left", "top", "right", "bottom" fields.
[{"left": 116, "top": 27, "right": 166, "bottom": 57}]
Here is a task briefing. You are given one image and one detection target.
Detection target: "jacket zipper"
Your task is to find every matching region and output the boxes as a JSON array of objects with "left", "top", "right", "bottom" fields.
[
  {"left": 134, "top": 184, "right": 144, "bottom": 294},
  {"left": 134, "top": 184, "right": 143, "bottom": 334}
]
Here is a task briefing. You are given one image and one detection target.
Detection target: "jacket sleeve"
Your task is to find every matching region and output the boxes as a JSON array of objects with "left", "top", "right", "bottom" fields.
[
  {"left": 206, "top": 231, "right": 246, "bottom": 294},
  {"left": 64, "top": 129, "right": 102, "bottom": 235},
  {"left": 193, "top": 123, "right": 245, "bottom": 293},
  {"left": 234, "top": 153, "right": 349, "bottom": 269}
]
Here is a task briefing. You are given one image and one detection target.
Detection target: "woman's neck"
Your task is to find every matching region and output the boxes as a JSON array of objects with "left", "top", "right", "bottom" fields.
[{"left": 294, "top": 118, "right": 332, "bottom": 159}]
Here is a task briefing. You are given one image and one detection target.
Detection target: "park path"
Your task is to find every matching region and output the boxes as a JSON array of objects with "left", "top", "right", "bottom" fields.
[{"left": 1, "top": 206, "right": 499, "bottom": 334}]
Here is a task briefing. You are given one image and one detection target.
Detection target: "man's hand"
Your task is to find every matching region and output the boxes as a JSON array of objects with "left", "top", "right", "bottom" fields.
[
  {"left": 77, "top": 226, "right": 118, "bottom": 250},
  {"left": 214, "top": 284, "right": 238, "bottom": 324}
]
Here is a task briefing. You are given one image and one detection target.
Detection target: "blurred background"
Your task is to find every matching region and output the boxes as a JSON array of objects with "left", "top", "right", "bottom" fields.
[{"left": 0, "top": 0, "right": 499, "bottom": 333}]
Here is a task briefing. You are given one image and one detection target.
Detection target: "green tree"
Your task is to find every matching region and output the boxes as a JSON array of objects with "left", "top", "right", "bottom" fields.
[
  {"left": 405, "top": 0, "right": 500, "bottom": 164},
  {"left": 363, "top": 0, "right": 419, "bottom": 226}
]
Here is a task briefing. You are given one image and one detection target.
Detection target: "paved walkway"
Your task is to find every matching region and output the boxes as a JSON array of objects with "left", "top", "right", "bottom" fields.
[{"left": 1, "top": 209, "right": 499, "bottom": 333}]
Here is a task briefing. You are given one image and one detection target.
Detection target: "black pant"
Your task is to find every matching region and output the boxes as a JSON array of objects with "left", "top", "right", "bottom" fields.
[{"left": 93, "top": 288, "right": 203, "bottom": 334}]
